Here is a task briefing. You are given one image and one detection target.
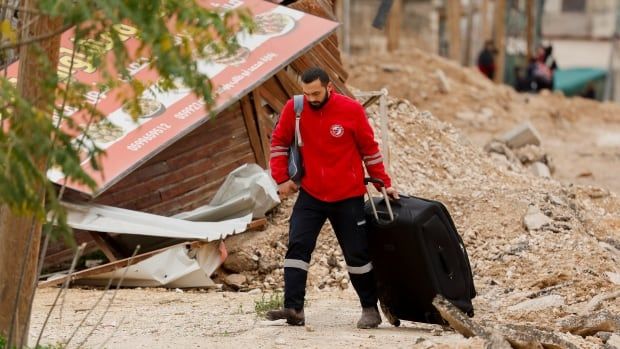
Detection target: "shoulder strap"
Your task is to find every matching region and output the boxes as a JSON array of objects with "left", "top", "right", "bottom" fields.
[{"left": 293, "top": 95, "right": 303, "bottom": 147}]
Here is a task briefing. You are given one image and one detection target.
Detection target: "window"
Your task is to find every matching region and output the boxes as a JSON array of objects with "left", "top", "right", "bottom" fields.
[{"left": 562, "top": 0, "right": 586, "bottom": 12}]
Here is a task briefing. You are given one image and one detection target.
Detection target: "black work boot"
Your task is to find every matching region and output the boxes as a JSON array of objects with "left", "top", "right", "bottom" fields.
[
  {"left": 265, "top": 308, "right": 305, "bottom": 326},
  {"left": 356, "top": 306, "right": 382, "bottom": 329}
]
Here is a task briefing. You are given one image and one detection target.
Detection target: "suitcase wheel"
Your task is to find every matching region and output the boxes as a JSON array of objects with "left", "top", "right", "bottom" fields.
[{"left": 379, "top": 301, "right": 400, "bottom": 327}]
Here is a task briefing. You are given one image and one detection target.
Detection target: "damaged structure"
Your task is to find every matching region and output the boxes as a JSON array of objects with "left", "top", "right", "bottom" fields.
[{"left": 3, "top": 0, "right": 353, "bottom": 287}]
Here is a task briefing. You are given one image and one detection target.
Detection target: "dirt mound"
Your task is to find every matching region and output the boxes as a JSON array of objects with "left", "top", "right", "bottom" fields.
[
  {"left": 345, "top": 47, "right": 620, "bottom": 194},
  {"left": 217, "top": 47, "right": 619, "bottom": 347},
  {"left": 222, "top": 95, "right": 618, "bottom": 344}
]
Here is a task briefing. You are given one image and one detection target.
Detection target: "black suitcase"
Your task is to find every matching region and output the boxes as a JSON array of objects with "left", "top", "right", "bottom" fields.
[{"left": 363, "top": 178, "right": 476, "bottom": 326}]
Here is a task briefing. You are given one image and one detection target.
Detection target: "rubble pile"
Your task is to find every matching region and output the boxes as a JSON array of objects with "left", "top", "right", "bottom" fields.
[
  {"left": 217, "top": 47, "right": 619, "bottom": 347},
  {"left": 346, "top": 46, "right": 620, "bottom": 195},
  {"left": 220, "top": 95, "right": 618, "bottom": 346}
]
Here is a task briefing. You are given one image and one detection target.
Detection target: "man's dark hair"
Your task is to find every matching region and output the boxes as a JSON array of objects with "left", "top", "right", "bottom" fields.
[{"left": 301, "top": 67, "right": 330, "bottom": 86}]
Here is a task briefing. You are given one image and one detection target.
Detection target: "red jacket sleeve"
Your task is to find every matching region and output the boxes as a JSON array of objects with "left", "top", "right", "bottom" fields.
[
  {"left": 269, "top": 99, "right": 295, "bottom": 184},
  {"left": 353, "top": 103, "right": 392, "bottom": 189}
]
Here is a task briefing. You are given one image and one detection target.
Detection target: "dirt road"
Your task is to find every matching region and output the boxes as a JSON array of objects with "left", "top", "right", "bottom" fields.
[{"left": 30, "top": 287, "right": 485, "bottom": 349}]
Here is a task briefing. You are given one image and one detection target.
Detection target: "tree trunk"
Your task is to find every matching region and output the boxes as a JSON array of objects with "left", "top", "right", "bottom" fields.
[
  {"left": 446, "top": 0, "right": 461, "bottom": 63},
  {"left": 526, "top": 0, "right": 534, "bottom": 61},
  {"left": 386, "top": 0, "right": 402, "bottom": 52},
  {"left": 464, "top": 0, "right": 475, "bottom": 66},
  {"left": 493, "top": 0, "right": 506, "bottom": 83},
  {"left": 0, "top": 0, "right": 62, "bottom": 346}
]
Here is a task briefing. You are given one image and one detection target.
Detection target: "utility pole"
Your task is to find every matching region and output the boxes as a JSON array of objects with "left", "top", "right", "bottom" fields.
[
  {"left": 481, "top": 0, "right": 490, "bottom": 41},
  {"left": 0, "top": 0, "right": 62, "bottom": 346},
  {"left": 493, "top": 0, "right": 506, "bottom": 83},
  {"left": 446, "top": 0, "right": 462, "bottom": 62},
  {"left": 464, "top": 0, "right": 475, "bottom": 66},
  {"left": 386, "top": 0, "right": 402, "bottom": 52},
  {"left": 526, "top": 0, "right": 535, "bottom": 61}
]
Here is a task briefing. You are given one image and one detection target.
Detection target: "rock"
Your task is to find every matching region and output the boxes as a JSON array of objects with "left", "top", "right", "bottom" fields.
[
  {"left": 258, "top": 258, "right": 278, "bottom": 274},
  {"left": 274, "top": 337, "right": 286, "bottom": 345},
  {"left": 596, "top": 131, "right": 620, "bottom": 147},
  {"left": 480, "top": 107, "right": 494, "bottom": 119},
  {"left": 606, "top": 334, "right": 620, "bottom": 348},
  {"left": 224, "top": 274, "right": 247, "bottom": 290},
  {"left": 435, "top": 69, "right": 450, "bottom": 93},
  {"left": 523, "top": 206, "right": 552, "bottom": 231},
  {"left": 248, "top": 288, "right": 262, "bottom": 295},
  {"left": 546, "top": 194, "right": 565, "bottom": 206},
  {"left": 84, "top": 259, "right": 104, "bottom": 268},
  {"left": 507, "top": 294, "right": 565, "bottom": 312},
  {"left": 530, "top": 161, "right": 551, "bottom": 178},
  {"left": 596, "top": 332, "right": 613, "bottom": 342},
  {"left": 499, "top": 122, "right": 542, "bottom": 149},
  {"left": 381, "top": 64, "right": 400, "bottom": 73},
  {"left": 606, "top": 272, "right": 620, "bottom": 285},
  {"left": 585, "top": 186, "right": 609, "bottom": 199},
  {"left": 222, "top": 251, "right": 258, "bottom": 273},
  {"left": 327, "top": 254, "right": 339, "bottom": 268},
  {"left": 258, "top": 319, "right": 287, "bottom": 326},
  {"left": 456, "top": 111, "right": 477, "bottom": 121},
  {"left": 558, "top": 311, "right": 620, "bottom": 337}
]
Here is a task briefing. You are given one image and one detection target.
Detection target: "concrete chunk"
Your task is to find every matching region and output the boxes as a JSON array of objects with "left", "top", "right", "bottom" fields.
[
  {"left": 508, "top": 294, "right": 565, "bottom": 312},
  {"left": 530, "top": 161, "right": 551, "bottom": 178},
  {"left": 607, "top": 333, "right": 620, "bottom": 348},
  {"left": 435, "top": 69, "right": 451, "bottom": 93},
  {"left": 500, "top": 122, "right": 542, "bottom": 149},
  {"left": 523, "top": 206, "right": 552, "bottom": 231}
]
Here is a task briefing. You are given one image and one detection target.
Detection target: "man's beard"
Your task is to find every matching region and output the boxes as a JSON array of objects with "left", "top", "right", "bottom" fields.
[{"left": 308, "top": 89, "right": 329, "bottom": 110}]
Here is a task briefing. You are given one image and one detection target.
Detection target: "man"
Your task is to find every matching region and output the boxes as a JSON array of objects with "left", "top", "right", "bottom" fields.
[
  {"left": 266, "top": 67, "right": 398, "bottom": 329},
  {"left": 477, "top": 40, "right": 497, "bottom": 80}
]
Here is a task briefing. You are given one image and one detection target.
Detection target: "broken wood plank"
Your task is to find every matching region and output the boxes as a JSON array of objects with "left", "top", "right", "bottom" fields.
[
  {"left": 38, "top": 241, "right": 206, "bottom": 288},
  {"left": 293, "top": 52, "right": 352, "bottom": 97},
  {"left": 558, "top": 310, "right": 620, "bottom": 337},
  {"left": 88, "top": 231, "right": 122, "bottom": 262},
  {"left": 259, "top": 78, "right": 290, "bottom": 112},
  {"left": 578, "top": 290, "right": 620, "bottom": 316},
  {"left": 275, "top": 70, "right": 301, "bottom": 97},
  {"left": 311, "top": 43, "right": 349, "bottom": 81},
  {"left": 255, "top": 86, "right": 286, "bottom": 111},
  {"left": 252, "top": 91, "right": 273, "bottom": 168},
  {"left": 432, "top": 295, "right": 512, "bottom": 349},
  {"left": 290, "top": 0, "right": 338, "bottom": 21},
  {"left": 318, "top": 37, "right": 342, "bottom": 63},
  {"left": 43, "top": 241, "right": 99, "bottom": 268},
  {"left": 240, "top": 96, "right": 267, "bottom": 168},
  {"left": 246, "top": 218, "right": 267, "bottom": 231},
  {"left": 496, "top": 324, "right": 581, "bottom": 349}
]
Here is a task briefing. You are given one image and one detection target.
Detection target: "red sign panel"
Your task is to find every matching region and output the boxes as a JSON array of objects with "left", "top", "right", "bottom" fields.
[{"left": 5, "top": 0, "right": 338, "bottom": 195}]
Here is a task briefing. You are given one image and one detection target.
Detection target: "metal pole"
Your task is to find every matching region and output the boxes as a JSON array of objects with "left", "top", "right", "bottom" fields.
[
  {"left": 379, "top": 88, "right": 390, "bottom": 171},
  {"left": 343, "top": 0, "right": 350, "bottom": 55}
]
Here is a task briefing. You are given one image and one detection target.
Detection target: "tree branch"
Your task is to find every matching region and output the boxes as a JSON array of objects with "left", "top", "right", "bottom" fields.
[
  {"left": 0, "top": 22, "right": 71, "bottom": 51},
  {"left": 0, "top": 3, "right": 42, "bottom": 15}
]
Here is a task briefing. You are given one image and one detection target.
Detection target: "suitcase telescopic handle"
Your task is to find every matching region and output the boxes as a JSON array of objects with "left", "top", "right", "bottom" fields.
[{"left": 364, "top": 177, "right": 394, "bottom": 222}]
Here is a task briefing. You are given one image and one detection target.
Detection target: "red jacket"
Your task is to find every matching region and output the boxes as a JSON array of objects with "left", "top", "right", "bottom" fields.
[{"left": 270, "top": 93, "right": 392, "bottom": 202}]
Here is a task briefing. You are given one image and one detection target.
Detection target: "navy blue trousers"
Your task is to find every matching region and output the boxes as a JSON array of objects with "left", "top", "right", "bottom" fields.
[{"left": 283, "top": 189, "right": 378, "bottom": 310}]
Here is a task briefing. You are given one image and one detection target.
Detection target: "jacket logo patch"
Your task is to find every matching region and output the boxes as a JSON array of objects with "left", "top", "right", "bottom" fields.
[{"left": 330, "top": 124, "right": 344, "bottom": 138}]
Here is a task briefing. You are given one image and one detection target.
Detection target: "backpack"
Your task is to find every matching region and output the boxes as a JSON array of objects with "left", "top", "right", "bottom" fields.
[{"left": 288, "top": 95, "right": 304, "bottom": 184}]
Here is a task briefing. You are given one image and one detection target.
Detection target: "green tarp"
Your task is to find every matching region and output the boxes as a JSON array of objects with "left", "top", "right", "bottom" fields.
[{"left": 554, "top": 67, "right": 607, "bottom": 96}]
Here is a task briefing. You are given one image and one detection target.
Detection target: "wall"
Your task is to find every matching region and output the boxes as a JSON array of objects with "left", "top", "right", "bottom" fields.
[{"left": 95, "top": 102, "right": 256, "bottom": 216}]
